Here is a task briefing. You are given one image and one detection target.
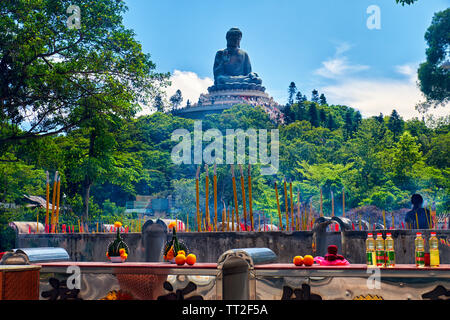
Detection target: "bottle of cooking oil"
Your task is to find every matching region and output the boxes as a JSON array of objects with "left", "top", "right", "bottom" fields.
[
  {"left": 375, "top": 233, "right": 385, "bottom": 267},
  {"left": 429, "top": 231, "right": 440, "bottom": 267},
  {"left": 385, "top": 232, "right": 395, "bottom": 267},
  {"left": 366, "top": 233, "right": 376, "bottom": 266},
  {"left": 415, "top": 232, "right": 425, "bottom": 268}
]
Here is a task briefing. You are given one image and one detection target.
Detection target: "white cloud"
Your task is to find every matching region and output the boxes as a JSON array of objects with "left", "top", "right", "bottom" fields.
[
  {"left": 166, "top": 70, "right": 213, "bottom": 105},
  {"left": 137, "top": 70, "right": 213, "bottom": 116},
  {"left": 315, "top": 42, "right": 369, "bottom": 79},
  {"left": 322, "top": 63, "right": 450, "bottom": 120}
]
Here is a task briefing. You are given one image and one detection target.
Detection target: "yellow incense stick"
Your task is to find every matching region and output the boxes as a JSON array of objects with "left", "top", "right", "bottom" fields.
[
  {"left": 36, "top": 211, "right": 39, "bottom": 233},
  {"left": 248, "top": 164, "right": 254, "bottom": 231},
  {"left": 289, "top": 181, "right": 294, "bottom": 231},
  {"left": 275, "top": 182, "right": 282, "bottom": 230},
  {"left": 205, "top": 164, "right": 210, "bottom": 231},
  {"left": 415, "top": 211, "right": 419, "bottom": 229},
  {"left": 195, "top": 166, "right": 201, "bottom": 232},
  {"left": 227, "top": 207, "right": 230, "bottom": 231},
  {"left": 239, "top": 165, "right": 248, "bottom": 230},
  {"left": 231, "top": 165, "right": 240, "bottom": 231},
  {"left": 45, "top": 171, "right": 50, "bottom": 228},
  {"left": 382, "top": 210, "right": 386, "bottom": 230},
  {"left": 51, "top": 171, "right": 58, "bottom": 232},
  {"left": 283, "top": 179, "right": 289, "bottom": 231}
]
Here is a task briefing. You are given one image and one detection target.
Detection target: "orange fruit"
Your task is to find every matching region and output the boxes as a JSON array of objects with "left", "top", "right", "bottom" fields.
[
  {"left": 303, "top": 255, "right": 314, "bottom": 266},
  {"left": 293, "top": 256, "right": 304, "bottom": 266},
  {"left": 177, "top": 250, "right": 186, "bottom": 256},
  {"left": 175, "top": 254, "right": 186, "bottom": 265},
  {"left": 186, "top": 254, "right": 197, "bottom": 265}
]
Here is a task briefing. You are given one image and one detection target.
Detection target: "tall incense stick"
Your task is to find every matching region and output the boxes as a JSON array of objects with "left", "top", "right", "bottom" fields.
[
  {"left": 239, "top": 165, "right": 248, "bottom": 231},
  {"left": 205, "top": 164, "right": 210, "bottom": 231},
  {"left": 248, "top": 164, "right": 254, "bottom": 231},
  {"left": 231, "top": 165, "right": 240, "bottom": 231},
  {"left": 51, "top": 171, "right": 58, "bottom": 232},
  {"left": 275, "top": 181, "right": 282, "bottom": 230},
  {"left": 195, "top": 166, "right": 201, "bottom": 232},
  {"left": 289, "top": 180, "right": 294, "bottom": 231},
  {"left": 227, "top": 207, "right": 230, "bottom": 231},
  {"left": 283, "top": 178, "right": 289, "bottom": 231},
  {"left": 45, "top": 171, "right": 50, "bottom": 230},
  {"left": 382, "top": 210, "right": 386, "bottom": 230}
]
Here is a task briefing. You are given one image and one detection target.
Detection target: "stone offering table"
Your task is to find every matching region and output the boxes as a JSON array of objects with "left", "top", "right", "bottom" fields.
[{"left": 35, "top": 261, "right": 450, "bottom": 300}]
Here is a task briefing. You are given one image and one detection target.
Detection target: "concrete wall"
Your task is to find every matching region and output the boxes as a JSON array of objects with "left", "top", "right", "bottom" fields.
[{"left": 16, "top": 230, "right": 450, "bottom": 264}]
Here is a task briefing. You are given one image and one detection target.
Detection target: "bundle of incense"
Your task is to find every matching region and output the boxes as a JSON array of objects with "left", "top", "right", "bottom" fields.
[
  {"left": 248, "top": 164, "right": 254, "bottom": 231},
  {"left": 274, "top": 182, "right": 283, "bottom": 230},
  {"left": 239, "top": 165, "right": 248, "bottom": 230},
  {"left": 342, "top": 188, "right": 345, "bottom": 218},
  {"left": 51, "top": 171, "right": 58, "bottom": 233},
  {"left": 213, "top": 164, "right": 218, "bottom": 232},
  {"left": 45, "top": 171, "right": 50, "bottom": 229},
  {"left": 289, "top": 181, "right": 294, "bottom": 231},
  {"left": 205, "top": 164, "right": 210, "bottom": 231},
  {"left": 231, "top": 165, "right": 240, "bottom": 231},
  {"left": 320, "top": 187, "right": 323, "bottom": 217},
  {"left": 283, "top": 178, "right": 289, "bottom": 231},
  {"left": 195, "top": 166, "right": 201, "bottom": 232}
]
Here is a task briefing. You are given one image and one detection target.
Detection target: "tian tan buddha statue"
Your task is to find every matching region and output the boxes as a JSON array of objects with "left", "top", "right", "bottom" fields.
[{"left": 212, "top": 28, "right": 263, "bottom": 90}]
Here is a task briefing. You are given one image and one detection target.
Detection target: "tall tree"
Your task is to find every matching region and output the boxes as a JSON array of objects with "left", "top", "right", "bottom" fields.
[
  {"left": 288, "top": 82, "right": 297, "bottom": 105},
  {"left": 417, "top": 9, "right": 450, "bottom": 111},
  {"left": 311, "top": 90, "right": 319, "bottom": 103},
  {"left": 308, "top": 103, "right": 319, "bottom": 127},
  {"left": 0, "top": 0, "right": 167, "bottom": 144},
  {"left": 170, "top": 89, "right": 183, "bottom": 110},
  {"left": 387, "top": 109, "right": 404, "bottom": 140},
  {"left": 319, "top": 93, "right": 327, "bottom": 105},
  {"left": 154, "top": 94, "right": 165, "bottom": 112}
]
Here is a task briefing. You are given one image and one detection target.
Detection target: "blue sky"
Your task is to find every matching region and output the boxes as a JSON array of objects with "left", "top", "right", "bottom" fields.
[{"left": 123, "top": 0, "right": 449, "bottom": 119}]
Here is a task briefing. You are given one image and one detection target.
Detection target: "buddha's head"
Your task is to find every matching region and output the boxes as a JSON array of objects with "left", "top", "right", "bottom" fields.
[{"left": 226, "top": 28, "right": 242, "bottom": 48}]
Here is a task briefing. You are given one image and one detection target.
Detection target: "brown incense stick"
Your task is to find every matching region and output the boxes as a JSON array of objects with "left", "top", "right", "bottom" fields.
[
  {"left": 248, "top": 164, "right": 254, "bottom": 231},
  {"left": 239, "top": 165, "right": 248, "bottom": 231},
  {"left": 231, "top": 165, "right": 240, "bottom": 231},
  {"left": 274, "top": 182, "right": 283, "bottom": 230}
]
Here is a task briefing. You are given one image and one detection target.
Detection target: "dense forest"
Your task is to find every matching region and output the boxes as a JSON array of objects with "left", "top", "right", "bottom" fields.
[{"left": 1, "top": 97, "right": 449, "bottom": 228}]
